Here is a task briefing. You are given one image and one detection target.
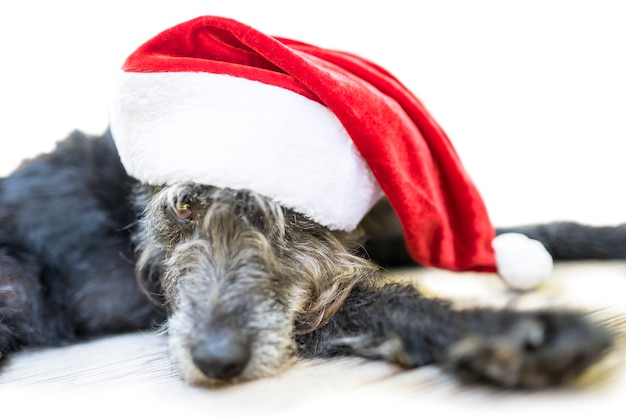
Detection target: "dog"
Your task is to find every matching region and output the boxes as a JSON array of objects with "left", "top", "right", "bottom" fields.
[{"left": 0, "top": 129, "right": 621, "bottom": 388}]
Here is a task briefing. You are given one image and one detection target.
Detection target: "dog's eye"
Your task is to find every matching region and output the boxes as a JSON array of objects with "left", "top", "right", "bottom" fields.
[
  {"left": 176, "top": 202, "right": 192, "bottom": 219},
  {"left": 172, "top": 198, "right": 193, "bottom": 222}
]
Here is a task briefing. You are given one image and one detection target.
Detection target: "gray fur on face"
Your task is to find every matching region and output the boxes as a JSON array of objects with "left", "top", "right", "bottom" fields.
[{"left": 134, "top": 183, "right": 378, "bottom": 385}]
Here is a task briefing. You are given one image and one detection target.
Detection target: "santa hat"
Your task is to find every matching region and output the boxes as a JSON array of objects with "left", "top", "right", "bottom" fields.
[{"left": 109, "top": 15, "right": 552, "bottom": 290}]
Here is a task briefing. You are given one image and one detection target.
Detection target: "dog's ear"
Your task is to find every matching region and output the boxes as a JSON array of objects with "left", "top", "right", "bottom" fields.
[{"left": 135, "top": 244, "right": 168, "bottom": 312}]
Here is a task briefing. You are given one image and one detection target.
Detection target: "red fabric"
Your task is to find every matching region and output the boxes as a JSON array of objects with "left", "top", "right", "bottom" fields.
[{"left": 122, "top": 16, "right": 497, "bottom": 273}]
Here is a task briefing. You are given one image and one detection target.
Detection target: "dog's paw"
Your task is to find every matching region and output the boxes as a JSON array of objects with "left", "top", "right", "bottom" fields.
[{"left": 444, "top": 312, "right": 614, "bottom": 388}]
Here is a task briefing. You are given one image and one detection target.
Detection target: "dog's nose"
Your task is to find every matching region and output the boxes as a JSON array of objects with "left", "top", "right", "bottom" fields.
[{"left": 191, "top": 331, "right": 251, "bottom": 380}]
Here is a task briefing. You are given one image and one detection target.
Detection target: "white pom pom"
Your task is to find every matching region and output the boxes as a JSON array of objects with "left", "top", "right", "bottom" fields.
[{"left": 492, "top": 233, "right": 553, "bottom": 291}]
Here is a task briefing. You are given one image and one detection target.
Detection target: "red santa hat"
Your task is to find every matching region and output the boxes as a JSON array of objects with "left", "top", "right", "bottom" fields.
[{"left": 109, "top": 15, "right": 552, "bottom": 290}]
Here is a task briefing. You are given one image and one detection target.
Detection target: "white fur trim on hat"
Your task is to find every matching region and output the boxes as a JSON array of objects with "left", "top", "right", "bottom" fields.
[{"left": 110, "top": 72, "right": 383, "bottom": 231}]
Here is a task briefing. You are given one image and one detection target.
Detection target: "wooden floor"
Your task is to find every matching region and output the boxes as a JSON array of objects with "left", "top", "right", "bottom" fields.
[{"left": 1, "top": 262, "right": 625, "bottom": 417}]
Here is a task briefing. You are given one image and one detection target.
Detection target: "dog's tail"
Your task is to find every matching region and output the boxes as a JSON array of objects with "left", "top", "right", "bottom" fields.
[
  {"left": 360, "top": 199, "right": 626, "bottom": 265},
  {"left": 497, "top": 222, "right": 626, "bottom": 261}
]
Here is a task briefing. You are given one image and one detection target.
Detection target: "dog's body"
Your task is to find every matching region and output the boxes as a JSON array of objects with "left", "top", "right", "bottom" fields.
[{"left": 0, "top": 130, "right": 621, "bottom": 388}]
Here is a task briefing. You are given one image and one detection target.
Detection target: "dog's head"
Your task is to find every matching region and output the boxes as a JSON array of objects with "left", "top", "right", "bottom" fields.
[{"left": 133, "top": 182, "right": 371, "bottom": 386}]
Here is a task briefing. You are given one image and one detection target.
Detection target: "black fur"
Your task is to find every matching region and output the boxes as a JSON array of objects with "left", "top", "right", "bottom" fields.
[
  {"left": 498, "top": 223, "right": 626, "bottom": 260},
  {"left": 298, "top": 281, "right": 611, "bottom": 387},
  {"left": 0, "top": 130, "right": 163, "bottom": 352}
]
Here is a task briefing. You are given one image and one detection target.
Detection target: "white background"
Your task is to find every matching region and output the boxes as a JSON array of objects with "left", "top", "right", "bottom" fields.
[{"left": 1, "top": 0, "right": 624, "bottom": 227}]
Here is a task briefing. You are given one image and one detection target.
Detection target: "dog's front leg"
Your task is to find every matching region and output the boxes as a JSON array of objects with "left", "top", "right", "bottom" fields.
[{"left": 297, "top": 281, "right": 613, "bottom": 388}]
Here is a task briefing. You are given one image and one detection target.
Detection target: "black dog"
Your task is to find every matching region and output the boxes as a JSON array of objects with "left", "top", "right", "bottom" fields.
[{"left": 0, "top": 130, "right": 621, "bottom": 387}]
